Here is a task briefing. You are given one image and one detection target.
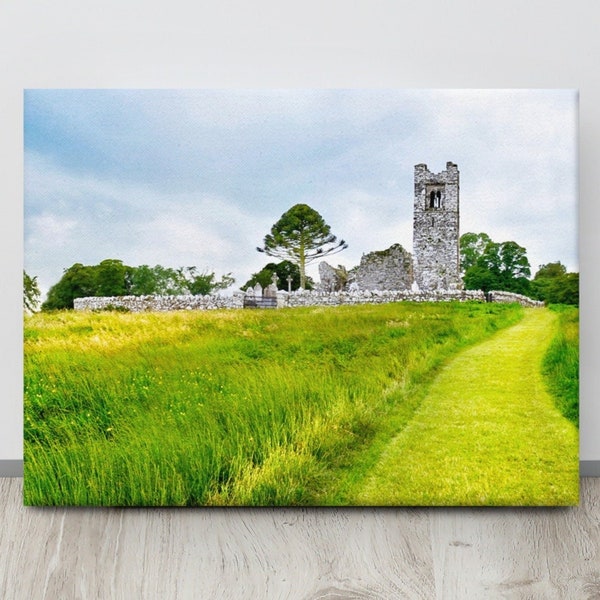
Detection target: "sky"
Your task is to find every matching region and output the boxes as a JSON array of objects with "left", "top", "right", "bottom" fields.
[{"left": 24, "top": 89, "right": 578, "bottom": 299}]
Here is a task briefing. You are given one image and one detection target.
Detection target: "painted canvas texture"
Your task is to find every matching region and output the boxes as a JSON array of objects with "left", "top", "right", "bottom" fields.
[{"left": 23, "top": 89, "right": 579, "bottom": 506}]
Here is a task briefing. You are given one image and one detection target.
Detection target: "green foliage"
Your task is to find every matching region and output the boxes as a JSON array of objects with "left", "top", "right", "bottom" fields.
[
  {"left": 128, "top": 264, "right": 186, "bottom": 296},
  {"left": 176, "top": 267, "right": 235, "bottom": 296},
  {"left": 24, "top": 302, "right": 525, "bottom": 506},
  {"left": 243, "top": 260, "right": 312, "bottom": 291},
  {"left": 461, "top": 232, "right": 531, "bottom": 294},
  {"left": 42, "top": 261, "right": 235, "bottom": 310},
  {"left": 258, "top": 203, "right": 347, "bottom": 289},
  {"left": 23, "top": 270, "right": 41, "bottom": 313},
  {"left": 42, "top": 263, "right": 97, "bottom": 310},
  {"left": 127, "top": 264, "right": 158, "bottom": 295},
  {"left": 94, "top": 304, "right": 131, "bottom": 313},
  {"left": 542, "top": 305, "right": 579, "bottom": 424},
  {"left": 459, "top": 232, "right": 492, "bottom": 274},
  {"left": 96, "top": 259, "right": 128, "bottom": 296},
  {"left": 530, "top": 262, "right": 579, "bottom": 306}
]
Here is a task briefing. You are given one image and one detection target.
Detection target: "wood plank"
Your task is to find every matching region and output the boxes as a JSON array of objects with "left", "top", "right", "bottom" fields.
[
  {"left": 430, "top": 478, "right": 600, "bottom": 599},
  {"left": 2, "top": 478, "right": 599, "bottom": 599},
  {"left": 0, "top": 479, "right": 434, "bottom": 599}
]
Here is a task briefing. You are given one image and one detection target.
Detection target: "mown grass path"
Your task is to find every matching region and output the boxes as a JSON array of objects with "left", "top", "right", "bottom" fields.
[{"left": 354, "top": 308, "right": 579, "bottom": 506}]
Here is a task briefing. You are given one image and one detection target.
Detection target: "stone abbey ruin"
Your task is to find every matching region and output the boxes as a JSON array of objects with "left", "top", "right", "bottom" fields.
[
  {"left": 75, "top": 161, "right": 543, "bottom": 311},
  {"left": 320, "top": 161, "right": 461, "bottom": 294}
]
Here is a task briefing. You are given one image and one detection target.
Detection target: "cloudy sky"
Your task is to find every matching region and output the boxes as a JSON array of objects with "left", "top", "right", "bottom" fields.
[{"left": 24, "top": 89, "right": 578, "bottom": 298}]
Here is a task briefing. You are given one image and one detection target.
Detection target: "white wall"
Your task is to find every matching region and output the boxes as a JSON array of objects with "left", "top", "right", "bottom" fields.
[{"left": 2, "top": 0, "right": 598, "bottom": 462}]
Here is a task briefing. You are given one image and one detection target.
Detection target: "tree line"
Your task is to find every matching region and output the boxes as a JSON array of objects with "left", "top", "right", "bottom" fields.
[
  {"left": 24, "top": 203, "right": 578, "bottom": 311},
  {"left": 37, "top": 260, "right": 234, "bottom": 311},
  {"left": 460, "top": 232, "right": 578, "bottom": 305}
]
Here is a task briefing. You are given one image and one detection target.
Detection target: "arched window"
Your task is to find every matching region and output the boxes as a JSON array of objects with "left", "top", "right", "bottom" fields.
[{"left": 428, "top": 188, "right": 442, "bottom": 208}]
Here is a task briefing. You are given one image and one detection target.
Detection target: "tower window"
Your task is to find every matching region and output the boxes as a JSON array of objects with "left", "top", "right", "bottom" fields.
[{"left": 428, "top": 188, "right": 442, "bottom": 208}]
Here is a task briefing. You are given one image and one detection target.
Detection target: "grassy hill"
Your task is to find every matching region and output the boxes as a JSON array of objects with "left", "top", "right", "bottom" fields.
[{"left": 23, "top": 301, "right": 577, "bottom": 506}]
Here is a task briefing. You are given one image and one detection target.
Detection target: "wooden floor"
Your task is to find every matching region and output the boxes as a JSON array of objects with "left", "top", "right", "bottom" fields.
[{"left": 1, "top": 478, "right": 599, "bottom": 599}]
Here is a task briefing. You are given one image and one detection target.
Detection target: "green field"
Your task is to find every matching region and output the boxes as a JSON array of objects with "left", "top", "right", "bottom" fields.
[{"left": 23, "top": 302, "right": 578, "bottom": 506}]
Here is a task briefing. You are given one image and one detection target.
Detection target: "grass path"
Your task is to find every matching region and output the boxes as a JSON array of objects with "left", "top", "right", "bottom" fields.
[{"left": 354, "top": 308, "right": 579, "bottom": 506}]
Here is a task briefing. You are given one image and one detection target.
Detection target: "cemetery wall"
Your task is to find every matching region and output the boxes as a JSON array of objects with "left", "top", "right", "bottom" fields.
[
  {"left": 486, "top": 290, "right": 545, "bottom": 308},
  {"left": 73, "top": 293, "right": 245, "bottom": 312},
  {"left": 74, "top": 288, "right": 542, "bottom": 312},
  {"left": 280, "top": 289, "right": 486, "bottom": 307}
]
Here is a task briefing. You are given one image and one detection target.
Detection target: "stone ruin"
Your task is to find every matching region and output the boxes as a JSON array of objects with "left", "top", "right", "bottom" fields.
[
  {"left": 412, "top": 162, "right": 462, "bottom": 291},
  {"left": 318, "top": 262, "right": 347, "bottom": 292},
  {"left": 349, "top": 243, "right": 413, "bottom": 291},
  {"left": 319, "top": 244, "right": 414, "bottom": 293},
  {"left": 73, "top": 161, "right": 545, "bottom": 313},
  {"left": 318, "top": 162, "right": 461, "bottom": 293}
]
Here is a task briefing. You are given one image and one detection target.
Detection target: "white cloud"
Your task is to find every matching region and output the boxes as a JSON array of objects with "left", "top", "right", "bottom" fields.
[
  {"left": 25, "top": 90, "right": 579, "bottom": 297},
  {"left": 24, "top": 153, "right": 278, "bottom": 294},
  {"left": 27, "top": 214, "right": 77, "bottom": 248},
  {"left": 323, "top": 189, "right": 411, "bottom": 267}
]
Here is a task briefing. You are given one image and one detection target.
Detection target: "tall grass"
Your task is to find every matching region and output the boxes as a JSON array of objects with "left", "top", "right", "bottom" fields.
[
  {"left": 24, "top": 302, "right": 524, "bottom": 506},
  {"left": 542, "top": 305, "right": 579, "bottom": 426}
]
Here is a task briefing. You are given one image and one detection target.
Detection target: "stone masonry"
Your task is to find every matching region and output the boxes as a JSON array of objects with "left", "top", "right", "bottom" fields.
[
  {"left": 318, "top": 262, "right": 344, "bottom": 292},
  {"left": 413, "top": 162, "right": 462, "bottom": 291},
  {"left": 350, "top": 243, "right": 413, "bottom": 291},
  {"left": 73, "top": 289, "right": 542, "bottom": 312}
]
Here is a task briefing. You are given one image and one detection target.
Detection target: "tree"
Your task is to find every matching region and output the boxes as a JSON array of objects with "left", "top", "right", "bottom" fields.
[
  {"left": 96, "top": 259, "right": 127, "bottom": 297},
  {"left": 531, "top": 262, "right": 579, "bottom": 305},
  {"left": 42, "top": 263, "right": 98, "bottom": 310},
  {"left": 127, "top": 264, "right": 158, "bottom": 296},
  {"left": 176, "top": 267, "right": 235, "bottom": 295},
  {"left": 150, "top": 265, "right": 188, "bottom": 295},
  {"left": 42, "top": 261, "right": 236, "bottom": 310},
  {"left": 23, "top": 271, "right": 41, "bottom": 313},
  {"left": 257, "top": 204, "right": 347, "bottom": 289},
  {"left": 459, "top": 232, "right": 492, "bottom": 275},
  {"left": 460, "top": 233, "right": 531, "bottom": 294},
  {"left": 243, "top": 260, "right": 312, "bottom": 291}
]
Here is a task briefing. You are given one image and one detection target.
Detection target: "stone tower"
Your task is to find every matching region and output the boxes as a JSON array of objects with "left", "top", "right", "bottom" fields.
[{"left": 412, "top": 162, "right": 461, "bottom": 291}]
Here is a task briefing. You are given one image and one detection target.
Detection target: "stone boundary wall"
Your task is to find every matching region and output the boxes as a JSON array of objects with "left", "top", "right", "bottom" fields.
[
  {"left": 73, "top": 293, "right": 245, "bottom": 312},
  {"left": 487, "top": 290, "right": 545, "bottom": 308},
  {"left": 73, "top": 288, "right": 542, "bottom": 312},
  {"left": 281, "top": 289, "right": 486, "bottom": 307}
]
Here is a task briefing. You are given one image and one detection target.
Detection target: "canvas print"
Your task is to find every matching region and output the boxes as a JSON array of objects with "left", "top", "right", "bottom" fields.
[{"left": 23, "top": 89, "right": 579, "bottom": 506}]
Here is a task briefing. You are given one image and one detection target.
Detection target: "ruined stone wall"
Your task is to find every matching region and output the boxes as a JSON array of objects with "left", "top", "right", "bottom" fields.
[
  {"left": 349, "top": 244, "right": 413, "bottom": 291},
  {"left": 74, "top": 293, "right": 245, "bottom": 312},
  {"left": 280, "top": 289, "right": 486, "bottom": 307},
  {"left": 488, "top": 290, "right": 544, "bottom": 308},
  {"left": 73, "top": 289, "right": 542, "bottom": 312},
  {"left": 281, "top": 289, "right": 541, "bottom": 308},
  {"left": 413, "top": 162, "right": 461, "bottom": 291},
  {"left": 318, "top": 262, "right": 346, "bottom": 292}
]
